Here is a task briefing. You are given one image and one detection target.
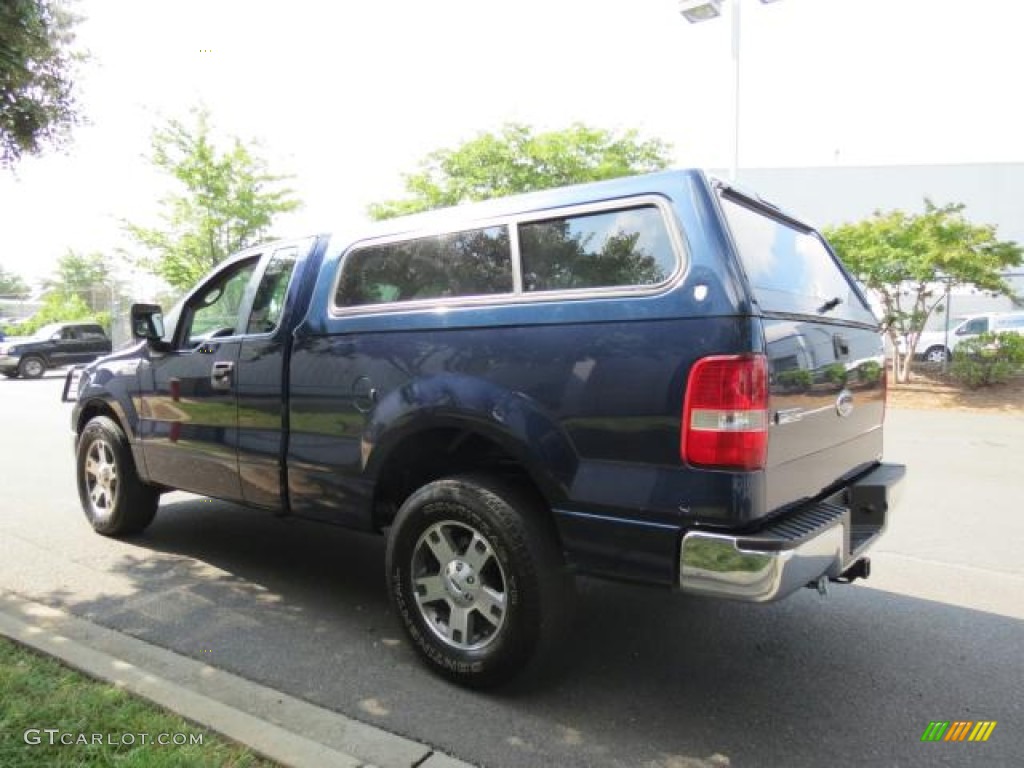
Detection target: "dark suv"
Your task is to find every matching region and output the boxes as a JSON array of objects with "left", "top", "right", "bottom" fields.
[{"left": 0, "top": 322, "right": 112, "bottom": 379}]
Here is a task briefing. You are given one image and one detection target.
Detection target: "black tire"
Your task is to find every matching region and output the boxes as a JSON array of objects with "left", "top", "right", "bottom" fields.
[
  {"left": 18, "top": 356, "right": 45, "bottom": 379},
  {"left": 76, "top": 415, "right": 159, "bottom": 536},
  {"left": 386, "top": 474, "right": 574, "bottom": 689},
  {"left": 924, "top": 346, "right": 950, "bottom": 364}
]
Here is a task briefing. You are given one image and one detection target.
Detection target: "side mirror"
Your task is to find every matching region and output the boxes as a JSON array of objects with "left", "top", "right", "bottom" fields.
[{"left": 131, "top": 303, "right": 165, "bottom": 342}]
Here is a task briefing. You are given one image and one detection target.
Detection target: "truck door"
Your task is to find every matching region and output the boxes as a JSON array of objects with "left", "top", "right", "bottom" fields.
[
  {"left": 51, "top": 326, "right": 79, "bottom": 366},
  {"left": 138, "top": 256, "right": 261, "bottom": 500}
]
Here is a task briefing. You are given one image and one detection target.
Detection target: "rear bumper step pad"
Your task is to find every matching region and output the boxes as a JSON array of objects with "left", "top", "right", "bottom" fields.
[{"left": 678, "top": 462, "right": 905, "bottom": 602}]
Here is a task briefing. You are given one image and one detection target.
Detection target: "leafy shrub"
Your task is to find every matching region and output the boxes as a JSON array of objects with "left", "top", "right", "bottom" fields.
[
  {"left": 951, "top": 332, "right": 1024, "bottom": 388},
  {"left": 775, "top": 369, "right": 812, "bottom": 391},
  {"left": 856, "top": 360, "right": 883, "bottom": 384},
  {"left": 823, "top": 363, "right": 848, "bottom": 386}
]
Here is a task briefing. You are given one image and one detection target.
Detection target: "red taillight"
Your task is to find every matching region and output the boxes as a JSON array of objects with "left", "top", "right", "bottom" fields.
[{"left": 682, "top": 355, "right": 769, "bottom": 470}]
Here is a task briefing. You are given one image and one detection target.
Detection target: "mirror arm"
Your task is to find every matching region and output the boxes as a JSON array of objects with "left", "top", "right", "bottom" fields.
[{"left": 146, "top": 338, "right": 172, "bottom": 355}]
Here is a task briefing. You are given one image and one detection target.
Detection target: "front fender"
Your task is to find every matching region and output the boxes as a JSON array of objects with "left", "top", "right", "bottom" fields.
[
  {"left": 71, "top": 345, "right": 148, "bottom": 435},
  {"left": 71, "top": 349, "right": 151, "bottom": 480},
  {"left": 362, "top": 374, "right": 578, "bottom": 503}
]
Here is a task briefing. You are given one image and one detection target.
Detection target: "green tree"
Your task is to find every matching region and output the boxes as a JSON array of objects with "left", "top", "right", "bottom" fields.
[
  {"left": 43, "top": 249, "right": 112, "bottom": 311},
  {"left": 1, "top": 0, "right": 83, "bottom": 168},
  {"left": 0, "top": 265, "right": 31, "bottom": 298},
  {"left": 369, "top": 123, "right": 672, "bottom": 220},
  {"left": 825, "top": 201, "right": 1022, "bottom": 384},
  {"left": 123, "top": 107, "right": 301, "bottom": 291},
  {"left": 14, "top": 251, "right": 112, "bottom": 334},
  {"left": 16, "top": 291, "right": 95, "bottom": 335}
]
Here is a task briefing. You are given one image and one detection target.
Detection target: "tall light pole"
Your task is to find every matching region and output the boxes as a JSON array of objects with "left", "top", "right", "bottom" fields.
[{"left": 678, "top": 0, "right": 782, "bottom": 182}]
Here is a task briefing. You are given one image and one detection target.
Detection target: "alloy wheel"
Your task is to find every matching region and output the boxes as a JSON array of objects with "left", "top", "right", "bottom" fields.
[
  {"left": 83, "top": 438, "right": 118, "bottom": 522},
  {"left": 411, "top": 520, "right": 508, "bottom": 651}
]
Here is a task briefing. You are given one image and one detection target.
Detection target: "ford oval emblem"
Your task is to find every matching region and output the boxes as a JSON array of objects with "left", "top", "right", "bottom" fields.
[{"left": 836, "top": 389, "right": 855, "bottom": 418}]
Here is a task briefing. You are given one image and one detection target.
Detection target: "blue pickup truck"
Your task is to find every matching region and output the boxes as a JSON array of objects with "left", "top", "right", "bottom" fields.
[{"left": 64, "top": 170, "right": 904, "bottom": 687}]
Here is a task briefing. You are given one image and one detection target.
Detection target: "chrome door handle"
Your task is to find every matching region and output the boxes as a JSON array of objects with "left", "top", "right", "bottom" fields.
[{"left": 211, "top": 361, "right": 234, "bottom": 390}]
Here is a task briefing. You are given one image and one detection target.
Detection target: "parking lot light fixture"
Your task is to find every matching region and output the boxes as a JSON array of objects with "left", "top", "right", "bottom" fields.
[
  {"left": 677, "top": 0, "right": 782, "bottom": 182},
  {"left": 679, "top": 0, "right": 723, "bottom": 23}
]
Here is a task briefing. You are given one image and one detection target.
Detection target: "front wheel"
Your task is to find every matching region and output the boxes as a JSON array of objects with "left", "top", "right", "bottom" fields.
[
  {"left": 76, "top": 415, "right": 159, "bottom": 536},
  {"left": 386, "top": 474, "right": 573, "bottom": 688},
  {"left": 18, "top": 356, "right": 45, "bottom": 378}
]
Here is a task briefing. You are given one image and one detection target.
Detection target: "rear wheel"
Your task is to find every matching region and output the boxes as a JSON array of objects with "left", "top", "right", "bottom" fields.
[
  {"left": 386, "top": 474, "right": 573, "bottom": 688},
  {"left": 924, "top": 346, "right": 950, "bottom": 364},
  {"left": 76, "top": 416, "right": 159, "bottom": 536},
  {"left": 18, "top": 356, "right": 45, "bottom": 378}
]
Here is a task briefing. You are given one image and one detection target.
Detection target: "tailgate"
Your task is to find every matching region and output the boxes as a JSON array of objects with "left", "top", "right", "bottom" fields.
[{"left": 763, "top": 317, "right": 885, "bottom": 511}]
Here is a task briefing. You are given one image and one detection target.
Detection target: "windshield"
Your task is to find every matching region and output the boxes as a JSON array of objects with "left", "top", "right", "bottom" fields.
[{"left": 29, "top": 323, "right": 65, "bottom": 340}]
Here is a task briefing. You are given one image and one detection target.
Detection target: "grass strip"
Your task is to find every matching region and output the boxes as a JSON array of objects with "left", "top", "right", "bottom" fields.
[{"left": 0, "top": 635, "right": 278, "bottom": 767}]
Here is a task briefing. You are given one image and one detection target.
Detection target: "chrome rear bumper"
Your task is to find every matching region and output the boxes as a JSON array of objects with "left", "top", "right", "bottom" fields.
[{"left": 679, "top": 462, "right": 905, "bottom": 602}]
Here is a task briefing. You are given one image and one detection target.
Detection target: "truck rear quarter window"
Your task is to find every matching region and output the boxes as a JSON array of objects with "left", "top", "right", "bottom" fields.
[
  {"left": 720, "top": 196, "right": 876, "bottom": 324},
  {"left": 519, "top": 205, "right": 676, "bottom": 292},
  {"left": 336, "top": 226, "right": 513, "bottom": 307}
]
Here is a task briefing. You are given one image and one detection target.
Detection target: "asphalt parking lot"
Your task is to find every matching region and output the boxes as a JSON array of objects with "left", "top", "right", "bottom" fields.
[{"left": 1, "top": 372, "right": 1021, "bottom": 767}]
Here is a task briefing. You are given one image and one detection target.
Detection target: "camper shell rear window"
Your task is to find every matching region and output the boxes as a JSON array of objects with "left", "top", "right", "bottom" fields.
[{"left": 719, "top": 193, "right": 876, "bottom": 325}]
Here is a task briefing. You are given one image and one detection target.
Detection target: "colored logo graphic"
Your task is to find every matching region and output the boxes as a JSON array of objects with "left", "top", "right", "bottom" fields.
[{"left": 921, "top": 721, "right": 997, "bottom": 742}]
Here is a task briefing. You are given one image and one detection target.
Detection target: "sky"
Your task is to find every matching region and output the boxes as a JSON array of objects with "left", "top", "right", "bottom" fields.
[{"left": 2, "top": 0, "right": 1023, "bottom": 287}]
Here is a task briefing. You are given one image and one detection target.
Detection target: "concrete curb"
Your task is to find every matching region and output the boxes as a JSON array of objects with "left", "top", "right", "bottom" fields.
[{"left": 0, "top": 591, "right": 473, "bottom": 768}]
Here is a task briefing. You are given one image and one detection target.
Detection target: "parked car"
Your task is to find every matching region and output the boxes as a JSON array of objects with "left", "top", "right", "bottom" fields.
[
  {"left": 63, "top": 170, "right": 904, "bottom": 687},
  {"left": 0, "top": 322, "right": 112, "bottom": 379},
  {"left": 914, "top": 312, "right": 1024, "bottom": 363}
]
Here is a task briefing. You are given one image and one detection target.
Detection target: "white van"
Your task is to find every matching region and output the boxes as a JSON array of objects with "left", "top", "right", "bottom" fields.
[{"left": 916, "top": 312, "right": 1024, "bottom": 363}]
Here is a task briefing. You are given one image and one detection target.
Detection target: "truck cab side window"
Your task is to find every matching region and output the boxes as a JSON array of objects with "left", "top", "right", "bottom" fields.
[
  {"left": 180, "top": 259, "right": 259, "bottom": 347},
  {"left": 247, "top": 248, "right": 298, "bottom": 334}
]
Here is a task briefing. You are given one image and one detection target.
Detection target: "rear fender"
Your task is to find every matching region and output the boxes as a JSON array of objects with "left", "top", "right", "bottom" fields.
[{"left": 362, "top": 374, "right": 577, "bottom": 503}]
